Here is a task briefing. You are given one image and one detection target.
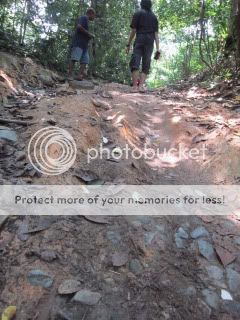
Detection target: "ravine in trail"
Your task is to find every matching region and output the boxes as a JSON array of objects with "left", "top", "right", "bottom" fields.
[{"left": 0, "top": 52, "right": 240, "bottom": 320}]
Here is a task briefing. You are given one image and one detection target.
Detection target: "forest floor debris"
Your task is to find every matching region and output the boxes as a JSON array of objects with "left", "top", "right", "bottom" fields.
[{"left": 0, "top": 51, "right": 240, "bottom": 319}]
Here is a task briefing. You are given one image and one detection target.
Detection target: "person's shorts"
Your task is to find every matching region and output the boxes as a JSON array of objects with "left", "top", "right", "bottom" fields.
[
  {"left": 71, "top": 47, "right": 89, "bottom": 64},
  {"left": 130, "top": 34, "right": 154, "bottom": 74}
]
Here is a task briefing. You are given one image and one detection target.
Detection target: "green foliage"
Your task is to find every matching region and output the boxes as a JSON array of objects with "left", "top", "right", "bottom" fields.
[{"left": 0, "top": 0, "right": 235, "bottom": 85}]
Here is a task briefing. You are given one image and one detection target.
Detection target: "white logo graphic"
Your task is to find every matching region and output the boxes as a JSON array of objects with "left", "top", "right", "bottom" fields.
[{"left": 28, "top": 127, "right": 77, "bottom": 176}]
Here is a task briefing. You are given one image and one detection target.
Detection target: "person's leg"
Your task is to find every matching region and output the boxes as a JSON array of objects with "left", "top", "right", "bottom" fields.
[
  {"left": 140, "top": 43, "right": 154, "bottom": 92},
  {"left": 69, "top": 47, "right": 81, "bottom": 79},
  {"left": 130, "top": 42, "right": 143, "bottom": 91},
  {"left": 77, "top": 49, "right": 89, "bottom": 80}
]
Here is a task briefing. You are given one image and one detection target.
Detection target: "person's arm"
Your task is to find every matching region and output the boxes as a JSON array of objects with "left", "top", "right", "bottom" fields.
[
  {"left": 76, "top": 17, "right": 94, "bottom": 39},
  {"left": 126, "top": 29, "right": 136, "bottom": 53}
]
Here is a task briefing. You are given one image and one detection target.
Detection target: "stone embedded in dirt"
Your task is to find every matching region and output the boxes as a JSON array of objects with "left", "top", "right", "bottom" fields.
[
  {"left": 226, "top": 268, "right": 240, "bottom": 293},
  {"left": 221, "top": 290, "right": 233, "bottom": 301},
  {"left": 40, "top": 250, "right": 57, "bottom": 262},
  {"left": 58, "top": 279, "right": 82, "bottom": 295},
  {"left": 215, "top": 246, "right": 237, "bottom": 267},
  {"left": 55, "top": 310, "right": 73, "bottom": 320},
  {"left": 15, "top": 151, "right": 26, "bottom": 162},
  {"left": 202, "top": 289, "right": 219, "bottom": 309},
  {"left": 106, "top": 231, "right": 121, "bottom": 244},
  {"left": 176, "top": 227, "right": 189, "bottom": 239},
  {"left": 177, "top": 286, "right": 197, "bottom": 297},
  {"left": 112, "top": 251, "right": 128, "bottom": 267},
  {"left": 38, "top": 74, "right": 54, "bottom": 86},
  {"left": 47, "top": 118, "right": 57, "bottom": 126},
  {"left": 197, "top": 299, "right": 212, "bottom": 319},
  {"left": 198, "top": 239, "right": 216, "bottom": 261},
  {"left": 91, "top": 98, "right": 111, "bottom": 110},
  {"left": 221, "top": 301, "right": 240, "bottom": 317},
  {"left": 144, "top": 231, "right": 157, "bottom": 246},
  {"left": 0, "top": 128, "right": 17, "bottom": 142},
  {"left": 191, "top": 226, "right": 210, "bottom": 239},
  {"left": 102, "top": 137, "right": 109, "bottom": 144},
  {"left": 234, "top": 237, "right": 240, "bottom": 246},
  {"left": 206, "top": 265, "right": 224, "bottom": 287},
  {"left": 175, "top": 227, "right": 189, "bottom": 249},
  {"left": 129, "top": 259, "right": 143, "bottom": 275},
  {"left": 27, "top": 269, "right": 54, "bottom": 289},
  {"left": 70, "top": 80, "right": 94, "bottom": 90},
  {"left": 72, "top": 289, "right": 102, "bottom": 305},
  {"left": 73, "top": 169, "right": 98, "bottom": 183},
  {"left": 84, "top": 216, "right": 109, "bottom": 225},
  {"left": 17, "top": 222, "right": 29, "bottom": 241}
]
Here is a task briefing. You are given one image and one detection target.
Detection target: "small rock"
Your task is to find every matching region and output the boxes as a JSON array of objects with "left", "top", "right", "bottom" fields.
[
  {"left": 58, "top": 279, "right": 81, "bottom": 295},
  {"left": 106, "top": 231, "right": 121, "bottom": 244},
  {"left": 0, "top": 128, "right": 17, "bottom": 142},
  {"left": 88, "top": 305, "right": 110, "bottom": 320},
  {"left": 226, "top": 268, "right": 240, "bottom": 293},
  {"left": 221, "top": 290, "right": 233, "bottom": 301},
  {"left": 198, "top": 240, "right": 216, "bottom": 261},
  {"left": 221, "top": 301, "right": 240, "bottom": 316},
  {"left": 112, "top": 251, "right": 128, "bottom": 267},
  {"left": 144, "top": 232, "right": 157, "bottom": 245},
  {"left": 47, "top": 118, "right": 57, "bottom": 125},
  {"left": 72, "top": 289, "right": 102, "bottom": 305},
  {"left": 129, "top": 259, "right": 143, "bottom": 275},
  {"left": 38, "top": 74, "right": 54, "bottom": 86},
  {"left": 70, "top": 80, "right": 94, "bottom": 90},
  {"left": 15, "top": 151, "right": 26, "bottom": 162},
  {"left": 176, "top": 227, "right": 189, "bottom": 239},
  {"left": 40, "top": 250, "right": 57, "bottom": 262},
  {"left": 178, "top": 286, "right": 197, "bottom": 297},
  {"left": 27, "top": 269, "right": 54, "bottom": 289},
  {"left": 234, "top": 237, "right": 240, "bottom": 245},
  {"left": 202, "top": 289, "right": 219, "bottom": 309},
  {"left": 54, "top": 310, "right": 73, "bottom": 320},
  {"left": 191, "top": 226, "right": 210, "bottom": 239},
  {"left": 197, "top": 299, "right": 212, "bottom": 319},
  {"left": 206, "top": 265, "right": 224, "bottom": 286},
  {"left": 175, "top": 227, "right": 189, "bottom": 249}
]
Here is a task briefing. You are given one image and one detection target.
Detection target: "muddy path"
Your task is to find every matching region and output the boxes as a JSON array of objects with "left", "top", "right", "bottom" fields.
[{"left": 0, "top": 80, "right": 240, "bottom": 319}]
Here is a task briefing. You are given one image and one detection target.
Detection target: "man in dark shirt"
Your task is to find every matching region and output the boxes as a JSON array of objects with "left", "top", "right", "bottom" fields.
[
  {"left": 126, "top": 0, "right": 160, "bottom": 92},
  {"left": 68, "top": 8, "right": 96, "bottom": 80}
]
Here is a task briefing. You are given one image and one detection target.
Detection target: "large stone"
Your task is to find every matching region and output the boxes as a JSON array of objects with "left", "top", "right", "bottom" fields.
[
  {"left": 191, "top": 226, "right": 210, "bottom": 239},
  {"left": 206, "top": 265, "right": 225, "bottom": 287},
  {"left": 27, "top": 269, "right": 54, "bottom": 289},
  {"left": 202, "top": 289, "right": 219, "bottom": 309},
  {"left": 69, "top": 80, "right": 94, "bottom": 90},
  {"left": 0, "top": 128, "right": 17, "bottom": 142},
  {"left": 226, "top": 268, "right": 240, "bottom": 293},
  {"left": 198, "top": 240, "right": 216, "bottom": 261},
  {"left": 72, "top": 289, "right": 102, "bottom": 305}
]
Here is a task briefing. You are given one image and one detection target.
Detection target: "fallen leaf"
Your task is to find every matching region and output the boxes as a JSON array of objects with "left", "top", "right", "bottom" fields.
[{"left": 215, "top": 246, "right": 237, "bottom": 267}]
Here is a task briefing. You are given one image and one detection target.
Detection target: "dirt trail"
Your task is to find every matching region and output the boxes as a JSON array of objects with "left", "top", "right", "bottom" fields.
[{"left": 0, "top": 78, "right": 240, "bottom": 319}]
